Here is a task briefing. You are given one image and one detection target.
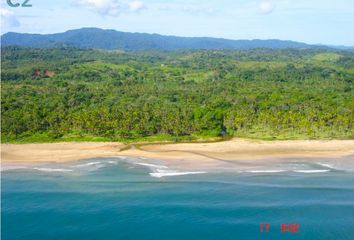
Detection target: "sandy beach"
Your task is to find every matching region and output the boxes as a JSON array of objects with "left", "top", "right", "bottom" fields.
[
  {"left": 2, "top": 139, "right": 354, "bottom": 168},
  {"left": 1, "top": 142, "right": 126, "bottom": 165}
]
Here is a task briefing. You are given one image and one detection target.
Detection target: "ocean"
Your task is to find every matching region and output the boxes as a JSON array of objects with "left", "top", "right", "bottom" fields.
[{"left": 2, "top": 156, "right": 354, "bottom": 240}]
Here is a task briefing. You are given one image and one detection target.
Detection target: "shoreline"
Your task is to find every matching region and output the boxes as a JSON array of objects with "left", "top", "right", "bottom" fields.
[{"left": 2, "top": 139, "right": 354, "bottom": 168}]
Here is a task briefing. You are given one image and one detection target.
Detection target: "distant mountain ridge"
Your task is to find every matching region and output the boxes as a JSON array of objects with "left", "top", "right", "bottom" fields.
[{"left": 1, "top": 28, "right": 352, "bottom": 51}]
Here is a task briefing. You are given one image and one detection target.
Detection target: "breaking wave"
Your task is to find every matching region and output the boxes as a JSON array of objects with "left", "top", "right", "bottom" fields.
[
  {"left": 134, "top": 163, "right": 168, "bottom": 169},
  {"left": 243, "top": 170, "right": 288, "bottom": 173},
  {"left": 32, "top": 167, "right": 73, "bottom": 173},
  {"left": 294, "top": 170, "right": 330, "bottom": 173},
  {"left": 73, "top": 161, "right": 102, "bottom": 168},
  {"left": 150, "top": 171, "right": 207, "bottom": 178}
]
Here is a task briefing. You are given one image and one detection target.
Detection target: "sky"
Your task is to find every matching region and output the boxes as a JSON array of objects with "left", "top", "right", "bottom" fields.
[{"left": 1, "top": 0, "right": 354, "bottom": 46}]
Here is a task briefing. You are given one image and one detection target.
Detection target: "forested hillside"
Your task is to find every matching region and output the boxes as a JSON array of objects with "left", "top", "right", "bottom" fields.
[
  {"left": 1, "top": 47, "right": 353, "bottom": 142},
  {"left": 0, "top": 28, "right": 327, "bottom": 50}
]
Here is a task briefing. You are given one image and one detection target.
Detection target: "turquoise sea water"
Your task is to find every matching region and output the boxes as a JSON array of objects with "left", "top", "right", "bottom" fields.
[{"left": 2, "top": 156, "right": 354, "bottom": 240}]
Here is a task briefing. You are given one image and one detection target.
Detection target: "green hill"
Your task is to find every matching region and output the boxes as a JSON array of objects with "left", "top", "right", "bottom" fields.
[{"left": 0, "top": 28, "right": 330, "bottom": 50}]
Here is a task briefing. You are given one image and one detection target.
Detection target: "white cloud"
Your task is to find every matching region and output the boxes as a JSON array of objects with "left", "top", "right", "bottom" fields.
[
  {"left": 158, "top": 4, "right": 215, "bottom": 15},
  {"left": 0, "top": 8, "right": 20, "bottom": 28},
  {"left": 77, "top": 0, "right": 146, "bottom": 16},
  {"left": 78, "top": 0, "right": 120, "bottom": 16},
  {"left": 258, "top": 1, "right": 275, "bottom": 14},
  {"left": 128, "top": 1, "right": 146, "bottom": 12}
]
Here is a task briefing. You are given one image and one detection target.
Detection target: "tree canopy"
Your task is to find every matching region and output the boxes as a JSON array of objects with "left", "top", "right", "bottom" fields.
[{"left": 1, "top": 47, "right": 353, "bottom": 142}]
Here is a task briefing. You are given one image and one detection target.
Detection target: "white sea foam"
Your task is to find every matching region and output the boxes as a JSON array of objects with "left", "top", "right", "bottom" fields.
[
  {"left": 107, "top": 161, "right": 118, "bottom": 164},
  {"left": 239, "top": 169, "right": 332, "bottom": 174},
  {"left": 32, "top": 167, "right": 73, "bottom": 172},
  {"left": 73, "top": 161, "right": 102, "bottom": 168},
  {"left": 317, "top": 163, "right": 336, "bottom": 169},
  {"left": 1, "top": 166, "right": 28, "bottom": 171},
  {"left": 294, "top": 170, "right": 330, "bottom": 173},
  {"left": 150, "top": 171, "right": 207, "bottom": 178},
  {"left": 155, "top": 169, "right": 170, "bottom": 173},
  {"left": 134, "top": 163, "right": 168, "bottom": 169},
  {"left": 244, "top": 170, "right": 288, "bottom": 173},
  {"left": 112, "top": 156, "right": 128, "bottom": 159}
]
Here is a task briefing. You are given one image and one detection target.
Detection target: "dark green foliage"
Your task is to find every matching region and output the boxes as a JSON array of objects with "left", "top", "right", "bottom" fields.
[{"left": 1, "top": 47, "right": 353, "bottom": 142}]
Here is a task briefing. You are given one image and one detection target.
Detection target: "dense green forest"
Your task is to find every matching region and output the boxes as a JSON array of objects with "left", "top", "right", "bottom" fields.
[{"left": 1, "top": 46, "right": 354, "bottom": 142}]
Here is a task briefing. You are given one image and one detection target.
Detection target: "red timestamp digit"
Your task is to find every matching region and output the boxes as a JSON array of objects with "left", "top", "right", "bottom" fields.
[
  {"left": 280, "top": 223, "right": 300, "bottom": 233},
  {"left": 260, "top": 223, "right": 300, "bottom": 233},
  {"left": 260, "top": 223, "right": 270, "bottom": 233}
]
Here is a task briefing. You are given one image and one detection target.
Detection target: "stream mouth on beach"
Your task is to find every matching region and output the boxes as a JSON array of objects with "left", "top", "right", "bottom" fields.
[{"left": 2, "top": 156, "right": 354, "bottom": 240}]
